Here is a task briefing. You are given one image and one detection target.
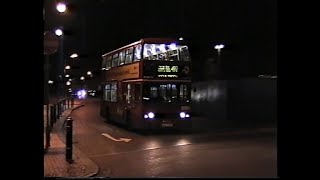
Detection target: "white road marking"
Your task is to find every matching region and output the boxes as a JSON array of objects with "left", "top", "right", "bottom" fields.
[{"left": 101, "top": 133, "right": 132, "bottom": 142}]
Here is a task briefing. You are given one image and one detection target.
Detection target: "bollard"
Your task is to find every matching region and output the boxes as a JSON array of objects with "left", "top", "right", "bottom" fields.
[
  {"left": 65, "top": 117, "right": 73, "bottom": 163},
  {"left": 50, "top": 105, "right": 54, "bottom": 126},
  {"left": 60, "top": 101, "right": 63, "bottom": 115},
  {"left": 67, "top": 98, "right": 69, "bottom": 109},
  {"left": 71, "top": 97, "right": 74, "bottom": 107},
  {"left": 55, "top": 104, "right": 59, "bottom": 120},
  {"left": 53, "top": 105, "right": 56, "bottom": 123},
  {"left": 45, "top": 125, "right": 51, "bottom": 150},
  {"left": 63, "top": 99, "right": 66, "bottom": 111},
  {"left": 61, "top": 100, "right": 64, "bottom": 112},
  {"left": 57, "top": 102, "right": 61, "bottom": 117}
]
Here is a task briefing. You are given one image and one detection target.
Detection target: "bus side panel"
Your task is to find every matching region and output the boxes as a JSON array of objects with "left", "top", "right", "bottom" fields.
[
  {"left": 108, "top": 103, "right": 126, "bottom": 125},
  {"left": 126, "top": 105, "right": 144, "bottom": 129},
  {"left": 101, "top": 101, "right": 120, "bottom": 124},
  {"left": 100, "top": 100, "right": 107, "bottom": 118}
]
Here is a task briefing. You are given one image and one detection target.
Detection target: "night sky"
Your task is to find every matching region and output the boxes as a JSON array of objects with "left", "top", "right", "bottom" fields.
[{"left": 44, "top": 0, "right": 277, "bottom": 83}]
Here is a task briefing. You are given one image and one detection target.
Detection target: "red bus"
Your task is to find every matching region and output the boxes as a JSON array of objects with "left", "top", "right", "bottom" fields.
[{"left": 100, "top": 38, "right": 192, "bottom": 131}]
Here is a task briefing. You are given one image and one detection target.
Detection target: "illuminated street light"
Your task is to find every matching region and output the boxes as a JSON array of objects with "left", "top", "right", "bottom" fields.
[
  {"left": 65, "top": 74, "right": 70, "bottom": 78},
  {"left": 65, "top": 65, "right": 71, "bottom": 70},
  {"left": 66, "top": 81, "right": 71, "bottom": 86},
  {"left": 214, "top": 44, "right": 225, "bottom": 54},
  {"left": 179, "top": 37, "right": 184, "bottom": 41},
  {"left": 48, "top": 80, "right": 54, "bottom": 84},
  {"left": 80, "top": 76, "right": 85, "bottom": 80},
  {"left": 56, "top": 3, "right": 67, "bottom": 13},
  {"left": 55, "top": 29, "right": 63, "bottom": 36},
  {"left": 87, "top": 71, "right": 92, "bottom": 76},
  {"left": 214, "top": 44, "right": 225, "bottom": 58},
  {"left": 213, "top": 44, "right": 225, "bottom": 77},
  {"left": 70, "top": 53, "right": 78, "bottom": 58}
]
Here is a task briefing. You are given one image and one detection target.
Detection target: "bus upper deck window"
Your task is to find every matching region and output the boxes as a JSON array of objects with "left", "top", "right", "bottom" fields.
[
  {"left": 134, "top": 45, "right": 142, "bottom": 61},
  {"left": 179, "top": 46, "right": 190, "bottom": 61},
  {"left": 119, "top": 51, "right": 125, "bottom": 65}
]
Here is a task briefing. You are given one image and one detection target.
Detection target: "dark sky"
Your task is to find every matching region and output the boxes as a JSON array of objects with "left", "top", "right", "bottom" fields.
[{"left": 44, "top": 0, "right": 277, "bottom": 82}]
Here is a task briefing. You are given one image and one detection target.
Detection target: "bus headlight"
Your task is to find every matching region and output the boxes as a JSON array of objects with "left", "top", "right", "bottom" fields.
[
  {"left": 180, "top": 112, "right": 190, "bottom": 118},
  {"left": 144, "top": 112, "right": 155, "bottom": 119}
]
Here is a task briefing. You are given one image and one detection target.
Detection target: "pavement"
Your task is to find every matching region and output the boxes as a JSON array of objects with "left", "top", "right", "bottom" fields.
[{"left": 43, "top": 102, "right": 99, "bottom": 178}]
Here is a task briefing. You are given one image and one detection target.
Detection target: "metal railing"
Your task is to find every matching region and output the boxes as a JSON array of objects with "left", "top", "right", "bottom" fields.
[{"left": 44, "top": 97, "right": 74, "bottom": 153}]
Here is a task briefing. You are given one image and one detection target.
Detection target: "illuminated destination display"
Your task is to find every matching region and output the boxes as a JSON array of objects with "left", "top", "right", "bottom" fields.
[
  {"left": 158, "top": 74, "right": 178, "bottom": 77},
  {"left": 157, "top": 66, "right": 178, "bottom": 73},
  {"left": 157, "top": 65, "right": 178, "bottom": 77},
  {"left": 143, "top": 61, "right": 190, "bottom": 79}
]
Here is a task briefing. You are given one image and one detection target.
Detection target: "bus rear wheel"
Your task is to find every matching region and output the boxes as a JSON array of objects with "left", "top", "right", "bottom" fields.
[
  {"left": 104, "top": 107, "right": 110, "bottom": 123},
  {"left": 124, "top": 109, "right": 133, "bottom": 130}
]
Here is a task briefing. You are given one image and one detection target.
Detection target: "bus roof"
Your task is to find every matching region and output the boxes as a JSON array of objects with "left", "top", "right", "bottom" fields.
[{"left": 102, "top": 38, "right": 181, "bottom": 57}]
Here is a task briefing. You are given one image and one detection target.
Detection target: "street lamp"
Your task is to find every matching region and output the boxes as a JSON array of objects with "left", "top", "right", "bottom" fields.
[
  {"left": 65, "top": 65, "right": 71, "bottom": 70},
  {"left": 214, "top": 44, "right": 224, "bottom": 56},
  {"left": 214, "top": 44, "right": 225, "bottom": 77},
  {"left": 214, "top": 44, "right": 225, "bottom": 63},
  {"left": 87, "top": 71, "right": 92, "bottom": 76},
  {"left": 56, "top": 3, "right": 67, "bottom": 13},
  {"left": 55, "top": 2, "right": 67, "bottom": 99},
  {"left": 70, "top": 53, "right": 78, "bottom": 58},
  {"left": 80, "top": 76, "right": 85, "bottom": 81}
]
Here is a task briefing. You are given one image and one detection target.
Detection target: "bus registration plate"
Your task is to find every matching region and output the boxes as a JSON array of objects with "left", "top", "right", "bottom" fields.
[{"left": 162, "top": 120, "right": 173, "bottom": 127}]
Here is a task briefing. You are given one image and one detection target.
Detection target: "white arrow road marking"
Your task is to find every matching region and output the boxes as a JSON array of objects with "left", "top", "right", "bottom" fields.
[{"left": 101, "top": 133, "right": 132, "bottom": 142}]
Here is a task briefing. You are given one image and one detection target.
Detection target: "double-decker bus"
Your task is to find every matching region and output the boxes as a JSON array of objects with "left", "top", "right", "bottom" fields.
[{"left": 100, "top": 38, "right": 192, "bottom": 131}]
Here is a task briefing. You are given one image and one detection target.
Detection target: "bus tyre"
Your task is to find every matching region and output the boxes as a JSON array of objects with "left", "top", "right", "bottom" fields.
[
  {"left": 124, "top": 109, "right": 132, "bottom": 130},
  {"left": 105, "top": 107, "right": 110, "bottom": 123},
  {"left": 127, "top": 120, "right": 133, "bottom": 130},
  {"left": 100, "top": 108, "right": 105, "bottom": 117}
]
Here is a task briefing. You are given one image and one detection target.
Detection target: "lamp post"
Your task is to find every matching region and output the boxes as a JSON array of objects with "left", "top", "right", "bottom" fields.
[
  {"left": 214, "top": 44, "right": 225, "bottom": 77},
  {"left": 214, "top": 44, "right": 224, "bottom": 62},
  {"left": 55, "top": 2, "right": 67, "bottom": 99},
  {"left": 44, "top": 31, "right": 59, "bottom": 151},
  {"left": 56, "top": 3, "right": 67, "bottom": 13},
  {"left": 80, "top": 76, "right": 85, "bottom": 90},
  {"left": 55, "top": 28, "right": 65, "bottom": 99}
]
